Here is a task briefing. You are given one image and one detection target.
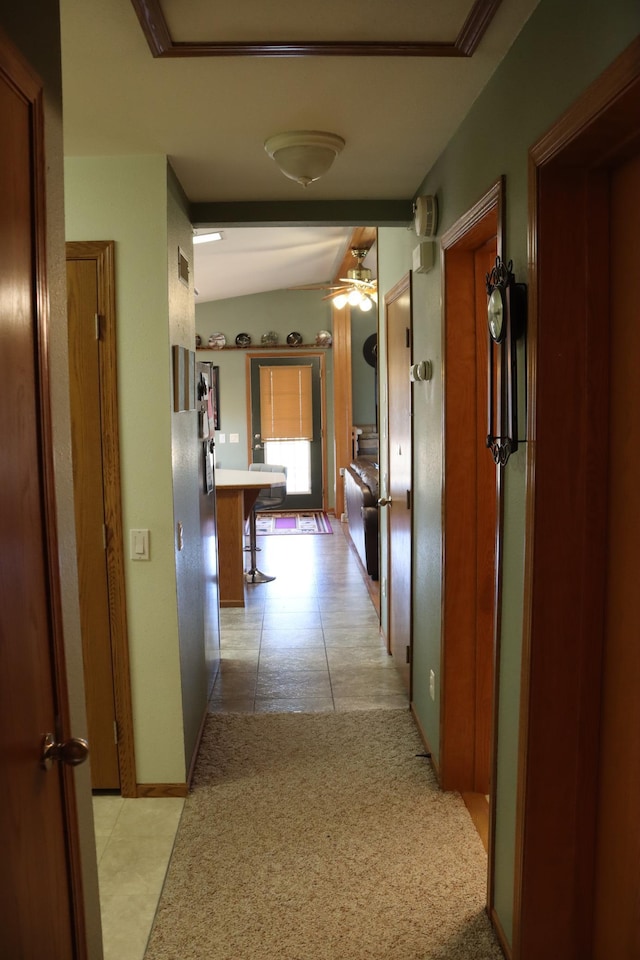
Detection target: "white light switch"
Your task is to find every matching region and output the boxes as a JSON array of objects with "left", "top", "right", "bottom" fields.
[
  {"left": 130, "top": 528, "right": 150, "bottom": 561},
  {"left": 230, "top": 433, "right": 239, "bottom": 443},
  {"left": 218, "top": 433, "right": 226, "bottom": 443}
]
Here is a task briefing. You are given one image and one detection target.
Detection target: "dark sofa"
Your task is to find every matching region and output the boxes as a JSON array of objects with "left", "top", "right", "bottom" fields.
[{"left": 344, "top": 457, "right": 379, "bottom": 580}]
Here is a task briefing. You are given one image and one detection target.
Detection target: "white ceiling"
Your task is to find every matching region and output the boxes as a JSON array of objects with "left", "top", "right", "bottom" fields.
[{"left": 59, "top": 0, "right": 540, "bottom": 301}]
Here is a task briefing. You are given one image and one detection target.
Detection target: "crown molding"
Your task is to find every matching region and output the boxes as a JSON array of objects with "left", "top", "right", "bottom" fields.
[{"left": 130, "top": 0, "right": 501, "bottom": 59}]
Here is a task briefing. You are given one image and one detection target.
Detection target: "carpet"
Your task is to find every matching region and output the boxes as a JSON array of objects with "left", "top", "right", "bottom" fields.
[
  {"left": 255, "top": 510, "right": 333, "bottom": 535},
  {"left": 144, "top": 711, "right": 503, "bottom": 960}
]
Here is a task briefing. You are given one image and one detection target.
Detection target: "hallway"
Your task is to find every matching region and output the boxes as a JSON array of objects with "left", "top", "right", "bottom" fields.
[{"left": 95, "top": 515, "right": 408, "bottom": 959}]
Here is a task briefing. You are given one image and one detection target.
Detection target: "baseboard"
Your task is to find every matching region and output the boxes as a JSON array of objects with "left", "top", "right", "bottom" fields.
[
  {"left": 462, "top": 792, "right": 489, "bottom": 853},
  {"left": 488, "top": 903, "right": 512, "bottom": 960},
  {"left": 136, "top": 782, "right": 188, "bottom": 798},
  {"left": 410, "top": 703, "right": 441, "bottom": 783}
]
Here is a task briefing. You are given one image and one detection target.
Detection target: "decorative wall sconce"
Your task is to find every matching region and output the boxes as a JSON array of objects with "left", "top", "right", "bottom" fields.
[{"left": 485, "top": 256, "right": 527, "bottom": 465}]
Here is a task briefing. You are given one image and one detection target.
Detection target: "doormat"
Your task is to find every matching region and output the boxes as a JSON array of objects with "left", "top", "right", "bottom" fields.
[{"left": 255, "top": 511, "right": 333, "bottom": 536}]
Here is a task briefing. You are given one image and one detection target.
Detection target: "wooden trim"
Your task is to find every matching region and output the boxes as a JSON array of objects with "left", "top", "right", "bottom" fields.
[
  {"left": 441, "top": 177, "right": 504, "bottom": 250},
  {"left": 488, "top": 905, "right": 513, "bottom": 960},
  {"left": 66, "top": 241, "right": 137, "bottom": 799},
  {"left": 136, "top": 782, "right": 189, "bottom": 798},
  {"left": 334, "top": 227, "right": 376, "bottom": 281},
  {"left": 130, "top": 0, "right": 499, "bottom": 58},
  {"left": 332, "top": 226, "right": 375, "bottom": 520},
  {"left": 462, "top": 792, "right": 489, "bottom": 852},
  {"left": 513, "top": 38, "right": 640, "bottom": 960},
  {"left": 529, "top": 35, "right": 640, "bottom": 168},
  {"left": 440, "top": 177, "right": 504, "bottom": 930},
  {"left": 332, "top": 304, "right": 353, "bottom": 518},
  {"left": 455, "top": 0, "right": 503, "bottom": 56}
]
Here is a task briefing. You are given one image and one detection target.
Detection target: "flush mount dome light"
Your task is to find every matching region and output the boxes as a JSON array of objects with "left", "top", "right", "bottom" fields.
[{"left": 264, "top": 131, "right": 345, "bottom": 187}]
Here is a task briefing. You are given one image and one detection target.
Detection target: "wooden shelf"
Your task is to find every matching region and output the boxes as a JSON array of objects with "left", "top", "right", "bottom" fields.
[{"left": 196, "top": 343, "right": 331, "bottom": 352}]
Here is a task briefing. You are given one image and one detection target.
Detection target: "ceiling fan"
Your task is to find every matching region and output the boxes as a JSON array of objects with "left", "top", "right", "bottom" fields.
[{"left": 291, "top": 247, "right": 378, "bottom": 311}]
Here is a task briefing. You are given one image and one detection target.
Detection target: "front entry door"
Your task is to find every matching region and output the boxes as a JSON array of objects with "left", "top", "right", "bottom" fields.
[
  {"left": 0, "top": 36, "right": 86, "bottom": 957},
  {"left": 249, "top": 354, "right": 325, "bottom": 510},
  {"left": 385, "top": 275, "right": 413, "bottom": 695}
]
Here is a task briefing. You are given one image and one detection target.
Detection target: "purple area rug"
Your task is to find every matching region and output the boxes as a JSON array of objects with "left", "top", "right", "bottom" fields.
[{"left": 254, "top": 511, "right": 333, "bottom": 535}]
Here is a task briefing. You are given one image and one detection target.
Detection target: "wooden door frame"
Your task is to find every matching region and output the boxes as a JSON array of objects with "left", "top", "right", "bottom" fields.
[
  {"left": 332, "top": 226, "right": 377, "bottom": 519},
  {"left": 66, "top": 241, "right": 137, "bottom": 797},
  {"left": 513, "top": 37, "right": 640, "bottom": 960},
  {"left": 245, "top": 350, "right": 328, "bottom": 511},
  {"left": 440, "top": 177, "right": 504, "bottom": 915}
]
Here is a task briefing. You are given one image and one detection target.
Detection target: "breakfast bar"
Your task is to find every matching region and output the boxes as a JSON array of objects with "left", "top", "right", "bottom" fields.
[{"left": 215, "top": 468, "right": 286, "bottom": 607}]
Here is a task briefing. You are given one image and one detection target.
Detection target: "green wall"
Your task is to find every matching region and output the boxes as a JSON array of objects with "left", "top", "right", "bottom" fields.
[
  {"left": 64, "top": 156, "right": 208, "bottom": 786},
  {"left": 195, "top": 289, "right": 337, "bottom": 507},
  {"left": 377, "top": 0, "right": 640, "bottom": 946},
  {"left": 351, "top": 311, "right": 378, "bottom": 428}
]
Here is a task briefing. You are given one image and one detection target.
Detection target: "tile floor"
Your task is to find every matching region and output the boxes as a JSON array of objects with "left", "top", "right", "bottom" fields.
[
  {"left": 94, "top": 515, "right": 406, "bottom": 960},
  {"left": 210, "top": 515, "right": 407, "bottom": 714}
]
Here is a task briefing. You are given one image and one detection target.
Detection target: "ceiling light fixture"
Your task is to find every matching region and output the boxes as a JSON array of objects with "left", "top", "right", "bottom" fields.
[
  {"left": 264, "top": 130, "right": 345, "bottom": 187},
  {"left": 326, "top": 248, "right": 377, "bottom": 313},
  {"left": 193, "top": 231, "right": 223, "bottom": 244}
]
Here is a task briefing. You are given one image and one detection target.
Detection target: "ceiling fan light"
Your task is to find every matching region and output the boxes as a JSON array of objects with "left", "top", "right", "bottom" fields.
[
  {"left": 332, "top": 293, "right": 348, "bottom": 309},
  {"left": 359, "top": 296, "right": 373, "bottom": 312},
  {"left": 348, "top": 288, "right": 363, "bottom": 306},
  {"left": 264, "top": 131, "right": 345, "bottom": 187}
]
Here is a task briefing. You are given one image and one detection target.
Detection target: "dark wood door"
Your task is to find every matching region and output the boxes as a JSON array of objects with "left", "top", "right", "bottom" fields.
[
  {"left": 0, "top": 37, "right": 85, "bottom": 958},
  {"left": 67, "top": 256, "right": 120, "bottom": 788},
  {"left": 385, "top": 274, "right": 412, "bottom": 694},
  {"left": 592, "top": 149, "right": 640, "bottom": 960}
]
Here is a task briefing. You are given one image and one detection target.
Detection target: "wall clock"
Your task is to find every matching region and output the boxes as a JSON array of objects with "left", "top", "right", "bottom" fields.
[{"left": 485, "top": 256, "right": 527, "bottom": 465}]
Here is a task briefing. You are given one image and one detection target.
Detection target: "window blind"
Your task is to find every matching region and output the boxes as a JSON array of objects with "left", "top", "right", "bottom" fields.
[{"left": 259, "top": 364, "right": 313, "bottom": 440}]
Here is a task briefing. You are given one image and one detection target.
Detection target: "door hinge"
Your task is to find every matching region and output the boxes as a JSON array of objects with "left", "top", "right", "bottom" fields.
[
  {"left": 95, "top": 313, "right": 101, "bottom": 340},
  {"left": 113, "top": 720, "right": 118, "bottom": 745},
  {"left": 406, "top": 644, "right": 412, "bottom": 664},
  {"left": 102, "top": 523, "right": 108, "bottom": 549},
  {"left": 406, "top": 489, "right": 411, "bottom": 510}
]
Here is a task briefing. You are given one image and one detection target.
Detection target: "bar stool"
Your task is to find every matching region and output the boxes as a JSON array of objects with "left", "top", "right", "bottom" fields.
[{"left": 244, "top": 464, "right": 287, "bottom": 584}]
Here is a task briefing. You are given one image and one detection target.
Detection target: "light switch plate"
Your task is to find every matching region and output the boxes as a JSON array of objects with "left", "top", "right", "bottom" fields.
[{"left": 130, "top": 528, "right": 150, "bottom": 560}]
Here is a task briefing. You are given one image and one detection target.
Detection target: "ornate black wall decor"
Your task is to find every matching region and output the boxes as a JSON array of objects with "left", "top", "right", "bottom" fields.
[{"left": 485, "top": 256, "right": 527, "bottom": 465}]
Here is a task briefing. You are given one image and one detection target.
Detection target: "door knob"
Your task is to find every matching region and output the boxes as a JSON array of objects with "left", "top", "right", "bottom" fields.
[
  {"left": 41, "top": 733, "right": 89, "bottom": 771},
  {"left": 254, "top": 444, "right": 263, "bottom": 450},
  {"left": 377, "top": 496, "right": 392, "bottom": 507}
]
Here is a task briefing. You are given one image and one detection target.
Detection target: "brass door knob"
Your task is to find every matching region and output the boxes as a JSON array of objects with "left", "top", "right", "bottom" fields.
[{"left": 41, "top": 733, "right": 89, "bottom": 771}]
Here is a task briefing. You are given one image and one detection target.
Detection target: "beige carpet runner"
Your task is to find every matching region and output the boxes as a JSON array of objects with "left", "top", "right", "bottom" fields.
[{"left": 144, "top": 710, "right": 503, "bottom": 960}]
